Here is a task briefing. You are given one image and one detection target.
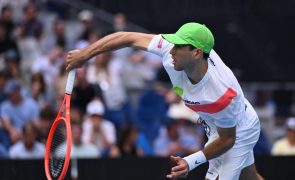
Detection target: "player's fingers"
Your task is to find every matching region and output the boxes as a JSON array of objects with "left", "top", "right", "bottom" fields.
[
  {"left": 166, "top": 171, "right": 176, "bottom": 179},
  {"left": 166, "top": 169, "right": 187, "bottom": 179},
  {"left": 170, "top": 155, "right": 181, "bottom": 162},
  {"left": 171, "top": 163, "right": 186, "bottom": 172}
]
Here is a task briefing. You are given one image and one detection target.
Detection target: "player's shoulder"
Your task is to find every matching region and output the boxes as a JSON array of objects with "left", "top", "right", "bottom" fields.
[{"left": 148, "top": 35, "right": 173, "bottom": 53}]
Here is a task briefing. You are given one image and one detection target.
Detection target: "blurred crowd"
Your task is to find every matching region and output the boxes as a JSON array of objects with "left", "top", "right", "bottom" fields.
[{"left": 0, "top": 1, "right": 294, "bottom": 162}]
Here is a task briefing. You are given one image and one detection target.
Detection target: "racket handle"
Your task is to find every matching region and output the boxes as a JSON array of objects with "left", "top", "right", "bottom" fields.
[{"left": 65, "top": 69, "right": 76, "bottom": 94}]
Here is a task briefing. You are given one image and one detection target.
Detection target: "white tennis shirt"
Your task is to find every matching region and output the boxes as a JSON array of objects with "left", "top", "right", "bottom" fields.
[{"left": 148, "top": 35, "right": 259, "bottom": 141}]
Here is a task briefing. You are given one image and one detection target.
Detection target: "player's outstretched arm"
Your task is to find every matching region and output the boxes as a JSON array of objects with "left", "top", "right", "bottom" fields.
[{"left": 66, "top": 32, "right": 155, "bottom": 71}]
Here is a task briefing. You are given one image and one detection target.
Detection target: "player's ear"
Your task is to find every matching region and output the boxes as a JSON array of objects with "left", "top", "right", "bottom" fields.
[{"left": 193, "top": 48, "right": 202, "bottom": 59}]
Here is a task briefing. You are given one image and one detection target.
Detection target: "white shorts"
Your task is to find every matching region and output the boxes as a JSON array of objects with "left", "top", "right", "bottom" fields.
[{"left": 205, "top": 118, "right": 261, "bottom": 180}]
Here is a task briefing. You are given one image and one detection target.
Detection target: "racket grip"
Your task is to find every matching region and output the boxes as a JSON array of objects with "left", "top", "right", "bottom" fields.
[{"left": 65, "top": 69, "right": 76, "bottom": 94}]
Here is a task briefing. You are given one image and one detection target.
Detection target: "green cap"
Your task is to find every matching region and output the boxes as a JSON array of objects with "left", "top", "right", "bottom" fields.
[{"left": 162, "top": 22, "right": 214, "bottom": 53}]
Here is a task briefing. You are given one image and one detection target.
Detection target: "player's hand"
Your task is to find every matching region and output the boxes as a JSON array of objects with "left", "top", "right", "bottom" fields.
[
  {"left": 66, "top": 49, "right": 85, "bottom": 71},
  {"left": 166, "top": 155, "right": 189, "bottom": 179}
]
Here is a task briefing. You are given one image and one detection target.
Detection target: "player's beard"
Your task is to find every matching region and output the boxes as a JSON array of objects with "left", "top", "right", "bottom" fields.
[{"left": 172, "top": 58, "right": 184, "bottom": 71}]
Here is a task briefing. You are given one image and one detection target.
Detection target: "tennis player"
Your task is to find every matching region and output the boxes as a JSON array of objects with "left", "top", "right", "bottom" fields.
[{"left": 66, "top": 22, "right": 263, "bottom": 180}]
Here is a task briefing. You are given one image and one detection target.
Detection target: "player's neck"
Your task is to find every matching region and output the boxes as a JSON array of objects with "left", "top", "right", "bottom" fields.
[{"left": 185, "top": 60, "right": 208, "bottom": 84}]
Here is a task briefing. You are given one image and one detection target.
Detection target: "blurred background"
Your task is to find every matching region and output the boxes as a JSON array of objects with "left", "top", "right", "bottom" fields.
[{"left": 0, "top": 0, "right": 294, "bottom": 179}]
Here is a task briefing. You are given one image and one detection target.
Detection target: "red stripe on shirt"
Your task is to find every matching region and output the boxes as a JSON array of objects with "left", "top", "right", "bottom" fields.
[
  {"left": 157, "top": 38, "right": 163, "bottom": 48},
  {"left": 185, "top": 88, "right": 237, "bottom": 114}
]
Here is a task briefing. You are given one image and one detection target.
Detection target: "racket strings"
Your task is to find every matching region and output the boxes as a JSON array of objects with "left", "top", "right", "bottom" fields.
[{"left": 49, "top": 120, "right": 67, "bottom": 179}]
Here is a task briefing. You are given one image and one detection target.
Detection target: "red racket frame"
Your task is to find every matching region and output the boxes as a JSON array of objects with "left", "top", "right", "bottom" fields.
[{"left": 44, "top": 94, "right": 72, "bottom": 180}]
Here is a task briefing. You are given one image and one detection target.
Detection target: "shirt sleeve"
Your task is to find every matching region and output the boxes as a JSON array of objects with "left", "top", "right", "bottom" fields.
[{"left": 147, "top": 35, "right": 173, "bottom": 58}]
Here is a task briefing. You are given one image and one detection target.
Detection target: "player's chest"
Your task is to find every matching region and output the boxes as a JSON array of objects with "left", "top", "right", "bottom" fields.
[{"left": 181, "top": 86, "right": 236, "bottom": 114}]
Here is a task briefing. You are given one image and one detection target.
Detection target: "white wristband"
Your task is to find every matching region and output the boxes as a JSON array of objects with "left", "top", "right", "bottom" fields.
[{"left": 183, "top": 151, "right": 207, "bottom": 171}]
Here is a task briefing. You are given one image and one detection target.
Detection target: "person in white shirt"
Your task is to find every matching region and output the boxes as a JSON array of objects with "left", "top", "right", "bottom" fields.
[
  {"left": 272, "top": 117, "right": 295, "bottom": 155},
  {"left": 65, "top": 22, "right": 263, "bottom": 180},
  {"left": 82, "top": 99, "right": 116, "bottom": 152},
  {"left": 71, "top": 121, "right": 100, "bottom": 158},
  {"left": 9, "top": 122, "right": 45, "bottom": 159}
]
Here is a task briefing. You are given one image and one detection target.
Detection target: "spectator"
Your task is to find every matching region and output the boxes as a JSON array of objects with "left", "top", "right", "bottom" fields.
[
  {"left": 109, "top": 124, "right": 143, "bottom": 158},
  {"left": 71, "top": 66, "right": 103, "bottom": 114},
  {"left": 154, "top": 120, "right": 200, "bottom": 157},
  {"left": 134, "top": 68, "right": 171, "bottom": 144},
  {"left": 32, "top": 45, "right": 64, "bottom": 87},
  {"left": 82, "top": 99, "right": 116, "bottom": 153},
  {"left": 0, "top": 21, "right": 19, "bottom": 56},
  {"left": 167, "top": 100, "right": 205, "bottom": 145},
  {"left": 112, "top": 13, "right": 131, "bottom": 32},
  {"left": 3, "top": 49, "right": 20, "bottom": 79},
  {"left": 25, "top": 72, "right": 54, "bottom": 108},
  {"left": 77, "top": 10, "right": 94, "bottom": 45},
  {"left": 15, "top": 2, "right": 43, "bottom": 40},
  {"left": 0, "top": 5, "right": 15, "bottom": 38},
  {"left": 37, "top": 106, "right": 55, "bottom": 144},
  {"left": 272, "top": 117, "right": 295, "bottom": 155},
  {"left": 71, "top": 121, "right": 100, "bottom": 158},
  {"left": 86, "top": 52, "right": 131, "bottom": 129},
  {"left": 70, "top": 120, "right": 100, "bottom": 180},
  {"left": 9, "top": 122, "right": 45, "bottom": 159},
  {"left": 0, "top": 79, "right": 39, "bottom": 144},
  {"left": 41, "top": 18, "right": 69, "bottom": 54},
  {"left": 121, "top": 49, "right": 155, "bottom": 108}
]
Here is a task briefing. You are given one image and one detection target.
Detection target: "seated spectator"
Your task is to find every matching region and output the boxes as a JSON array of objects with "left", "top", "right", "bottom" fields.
[
  {"left": 86, "top": 52, "right": 132, "bottom": 129},
  {"left": 112, "top": 13, "right": 131, "bottom": 32},
  {"left": 24, "top": 73, "right": 54, "bottom": 109},
  {"left": 109, "top": 124, "right": 143, "bottom": 158},
  {"left": 121, "top": 49, "right": 155, "bottom": 108},
  {"left": 1, "top": 79, "right": 39, "bottom": 144},
  {"left": 154, "top": 119, "right": 201, "bottom": 157},
  {"left": 82, "top": 99, "right": 116, "bottom": 153},
  {"left": 71, "top": 67, "right": 103, "bottom": 114},
  {"left": 71, "top": 121, "right": 100, "bottom": 158},
  {"left": 36, "top": 106, "right": 55, "bottom": 144},
  {"left": 41, "top": 18, "right": 69, "bottom": 54},
  {"left": 135, "top": 67, "right": 171, "bottom": 144},
  {"left": 15, "top": 2, "right": 43, "bottom": 40},
  {"left": 0, "top": 5, "right": 15, "bottom": 38},
  {"left": 272, "top": 117, "right": 295, "bottom": 155},
  {"left": 77, "top": 10, "right": 94, "bottom": 45},
  {"left": 9, "top": 122, "right": 45, "bottom": 159},
  {"left": 3, "top": 49, "right": 20, "bottom": 79},
  {"left": 0, "top": 21, "right": 19, "bottom": 57},
  {"left": 70, "top": 121, "right": 100, "bottom": 180},
  {"left": 31, "top": 45, "right": 64, "bottom": 87}
]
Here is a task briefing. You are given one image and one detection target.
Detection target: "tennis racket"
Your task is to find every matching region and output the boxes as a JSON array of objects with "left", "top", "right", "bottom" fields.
[{"left": 44, "top": 69, "right": 76, "bottom": 180}]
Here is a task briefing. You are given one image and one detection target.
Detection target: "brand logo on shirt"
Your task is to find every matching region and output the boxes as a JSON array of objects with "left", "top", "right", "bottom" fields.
[{"left": 184, "top": 99, "right": 200, "bottom": 105}]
